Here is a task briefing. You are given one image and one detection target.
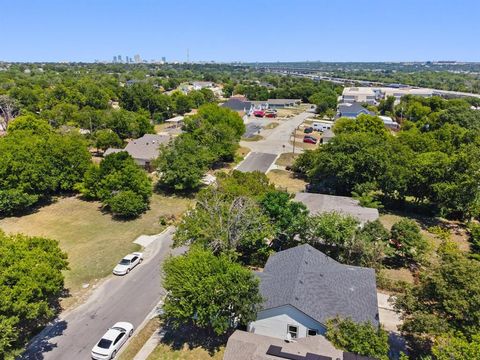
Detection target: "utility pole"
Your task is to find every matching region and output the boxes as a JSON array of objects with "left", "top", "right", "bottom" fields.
[{"left": 187, "top": 48, "right": 190, "bottom": 63}]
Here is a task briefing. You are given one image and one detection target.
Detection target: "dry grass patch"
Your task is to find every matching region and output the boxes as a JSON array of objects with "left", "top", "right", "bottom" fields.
[
  {"left": 146, "top": 345, "right": 224, "bottom": 360},
  {"left": 236, "top": 146, "right": 250, "bottom": 159},
  {"left": 119, "top": 318, "right": 161, "bottom": 360},
  {"left": 267, "top": 169, "right": 307, "bottom": 193},
  {"left": 263, "top": 122, "right": 279, "bottom": 130},
  {"left": 242, "top": 135, "right": 264, "bottom": 142},
  {"left": 0, "top": 194, "right": 191, "bottom": 307},
  {"left": 275, "top": 153, "right": 300, "bottom": 167}
]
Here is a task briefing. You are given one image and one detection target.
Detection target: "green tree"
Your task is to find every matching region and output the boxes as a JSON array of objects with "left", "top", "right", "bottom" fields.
[
  {"left": 95, "top": 129, "right": 122, "bottom": 152},
  {"left": 106, "top": 109, "right": 153, "bottom": 139},
  {"left": 333, "top": 114, "right": 388, "bottom": 137},
  {"left": 325, "top": 317, "right": 389, "bottom": 360},
  {"left": 390, "top": 219, "right": 429, "bottom": 264},
  {"left": 156, "top": 135, "right": 211, "bottom": 192},
  {"left": 260, "top": 191, "right": 310, "bottom": 249},
  {"left": 105, "top": 190, "right": 149, "bottom": 217},
  {"left": 77, "top": 152, "right": 152, "bottom": 217},
  {"left": 0, "top": 231, "right": 68, "bottom": 357},
  {"left": 174, "top": 188, "right": 274, "bottom": 265},
  {"left": 432, "top": 334, "right": 480, "bottom": 360},
  {"left": 378, "top": 96, "right": 395, "bottom": 115},
  {"left": 395, "top": 241, "right": 480, "bottom": 352},
  {"left": 0, "top": 121, "right": 91, "bottom": 214},
  {"left": 307, "top": 212, "right": 387, "bottom": 268},
  {"left": 162, "top": 248, "right": 263, "bottom": 335}
]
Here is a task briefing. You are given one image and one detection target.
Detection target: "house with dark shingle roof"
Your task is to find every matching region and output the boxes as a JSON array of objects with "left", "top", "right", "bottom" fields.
[
  {"left": 337, "top": 102, "right": 375, "bottom": 118},
  {"left": 247, "top": 244, "right": 378, "bottom": 340},
  {"left": 221, "top": 97, "right": 253, "bottom": 114},
  {"left": 104, "top": 133, "right": 170, "bottom": 170}
]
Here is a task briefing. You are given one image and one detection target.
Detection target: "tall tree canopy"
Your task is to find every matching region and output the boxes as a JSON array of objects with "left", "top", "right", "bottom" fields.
[
  {"left": 162, "top": 248, "right": 262, "bottom": 335},
  {"left": 0, "top": 231, "right": 68, "bottom": 357}
]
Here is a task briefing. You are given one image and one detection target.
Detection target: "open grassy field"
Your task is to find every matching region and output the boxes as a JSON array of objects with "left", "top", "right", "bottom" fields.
[
  {"left": 0, "top": 194, "right": 191, "bottom": 306},
  {"left": 267, "top": 169, "right": 307, "bottom": 193}
]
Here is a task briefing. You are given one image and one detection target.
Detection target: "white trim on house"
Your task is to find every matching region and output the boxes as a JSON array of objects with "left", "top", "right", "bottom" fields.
[{"left": 248, "top": 304, "right": 327, "bottom": 340}]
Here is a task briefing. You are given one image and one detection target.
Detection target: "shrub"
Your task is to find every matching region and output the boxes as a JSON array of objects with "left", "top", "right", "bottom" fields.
[
  {"left": 325, "top": 317, "right": 389, "bottom": 360},
  {"left": 0, "top": 190, "right": 39, "bottom": 216},
  {"left": 106, "top": 190, "right": 148, "bottom": 218}
]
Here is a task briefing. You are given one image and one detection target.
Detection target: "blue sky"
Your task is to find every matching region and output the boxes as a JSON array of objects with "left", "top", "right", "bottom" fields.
[{"left": 2, "top": 0, "right": 480, "bottom": 62}]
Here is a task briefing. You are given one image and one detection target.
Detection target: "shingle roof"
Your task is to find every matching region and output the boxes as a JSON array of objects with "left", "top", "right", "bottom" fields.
[
  {"left": 221, "top": 98, "right": 252, "bottom": 112},
  {"left": 294, "top": 193, "right": 379, "bottom": 225},
  {"left": 338, "top": 102, "right": 374, "bottom": 116},
  {"left": 257, "top": 244, "right": 379, "bottom": 327},
  {"left": 123, "top": 134, "right": 170, "bottom": 161},
  {"left": 267, "top": 98, "right": 301, "bottom": 105}
]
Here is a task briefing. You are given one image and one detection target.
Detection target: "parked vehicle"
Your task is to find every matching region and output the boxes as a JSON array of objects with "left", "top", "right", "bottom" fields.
[
  {"left": 91, "top": 322, "right": 134, "bottom": 359},
  {"left": 113, "top": 252, "right": 143, "bottom": 276},
  {"left": 265, "top": 110, "right": 277, "bottom": 118},
  {"left": 303, "top": 135, "right": 318, "bottom": 144},
  {"left": 312, "top": 122, "right": 332, "bottom": 132},
  {"left": 253, "top": 110, "right": 265, "bottom": 117},
  {"left": 303, "top": 126, "right": 313, "bottom": 134}
]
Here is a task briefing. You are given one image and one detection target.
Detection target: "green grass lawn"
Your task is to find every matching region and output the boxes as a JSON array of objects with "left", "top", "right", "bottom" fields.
[{"left": 0, "top": 194, "right": 191, "bottom": 307}]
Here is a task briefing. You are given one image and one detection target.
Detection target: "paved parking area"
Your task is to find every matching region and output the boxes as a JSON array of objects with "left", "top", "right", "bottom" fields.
[{"left": 236, "top": 152, "right": 277, "bottom": 173}]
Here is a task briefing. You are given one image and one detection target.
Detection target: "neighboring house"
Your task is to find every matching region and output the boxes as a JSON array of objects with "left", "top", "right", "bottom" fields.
[
  {"left": 104, "top": 133, "right": 170, "bottom": 170},
  {"left": 294, "top": 192, "right": 379, "bottom": 225},
  {"left": 266, "top": 98, "right": 301, "bottom": 109},
  {"left": 379, "top": 115, "right": 400, "bottom": 130},
  {"left": 221, "top": 97, "right": 254, "bottom": 118},
  {"left": 337, "top": 102, "right": 375, "bottom": 118},
  {"left": 248, "top": 244, "right": 379, "bottom": 341},
  {"left": 320, "top": 129, "right": 335, "bottom": 144},
  {"left": 224, "top": 330, "right": 351, "bottom": 360},
  {"left": 192, "top": 81, "right": 214, "bottom": 90}
]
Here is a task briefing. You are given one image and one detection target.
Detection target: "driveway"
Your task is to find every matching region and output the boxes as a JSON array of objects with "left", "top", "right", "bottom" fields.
[
  {"left": 22, "top": 228, "right": 181, "bottom": 360},
  {"left": 235, "top": 152, "right": 278, "bottom": 173}
]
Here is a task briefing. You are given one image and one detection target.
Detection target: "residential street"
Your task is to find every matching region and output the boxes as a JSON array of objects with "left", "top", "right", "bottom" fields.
[
  {"left": 240, "top": 110, "right": 312, "bottom": 155},
  {"left": 235, "top": 110, "right": 312, "bottom": 173},
  {"left": 22, "top": 228, "right": 180, "bottom": 360},
  {"left": 236, "top": 152, "right": 278, "bottom": 173}
]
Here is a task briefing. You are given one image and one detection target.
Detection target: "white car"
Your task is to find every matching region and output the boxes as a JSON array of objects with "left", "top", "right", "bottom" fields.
[
  {"left": 113, "top": 252, "right": 143, "bottom": 276},
  {"left": 91, "top": 322, "right": 134, "bottom": 359}
]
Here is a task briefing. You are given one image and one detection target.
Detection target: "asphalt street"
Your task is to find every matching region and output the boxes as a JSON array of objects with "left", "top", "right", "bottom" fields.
[
  {"left": 235, "top": 152, "right": 278, "bottom": 173},
  {"left": 243, "top": 122, "right": 263, "bottom": 138},
  {"left": 22, "top": 228, "right": 180, "bottom": 360}
]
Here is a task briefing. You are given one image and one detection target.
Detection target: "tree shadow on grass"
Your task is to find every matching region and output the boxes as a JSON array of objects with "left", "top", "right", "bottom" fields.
[{"left": 159, "top": 322, "right": 230, "bottom": 356}]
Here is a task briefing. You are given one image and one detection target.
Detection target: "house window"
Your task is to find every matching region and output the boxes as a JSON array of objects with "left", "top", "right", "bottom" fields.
[
  {"left": 307, "top": 329, "right": 317, "bottom": 336},
  {"left": 287, "top": 325, "right": 298, "bottom": 339}
]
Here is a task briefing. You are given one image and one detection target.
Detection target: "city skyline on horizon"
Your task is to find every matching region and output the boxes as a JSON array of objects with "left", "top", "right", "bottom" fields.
[{"left": 2, "top": 0, "right": 480, "bottom": 63}]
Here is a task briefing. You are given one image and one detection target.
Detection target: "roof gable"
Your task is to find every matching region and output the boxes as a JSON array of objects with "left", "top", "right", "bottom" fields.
[{"left": 258, "top": 244, "right": 379, "bottom": 327}]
